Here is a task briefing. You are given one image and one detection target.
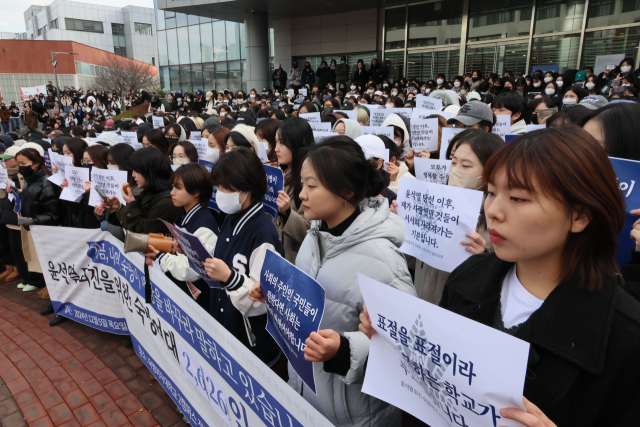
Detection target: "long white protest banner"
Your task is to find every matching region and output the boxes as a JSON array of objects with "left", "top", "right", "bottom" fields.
[
  {"left": 397, "top": 177, "right": 484, "bottom": 272},
  {"left": 358, "top": 272, "right": 529, "bottom": 427},
  {"left": 20, "top": 85, "right": 47, "bottom": 101},
  {"left": 31, "top": 226, "right": 333, "bottom": 427}
]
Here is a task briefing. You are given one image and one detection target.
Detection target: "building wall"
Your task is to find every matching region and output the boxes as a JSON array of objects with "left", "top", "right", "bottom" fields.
[
  {"left": 272, "top": 8, "right": 378, "bottom": 73},
  {"left": 24, "top": 0, "right": 156, "bottom": 66},
  {"left": 0, "top": 40, "right": 157, "bottom": 105}
]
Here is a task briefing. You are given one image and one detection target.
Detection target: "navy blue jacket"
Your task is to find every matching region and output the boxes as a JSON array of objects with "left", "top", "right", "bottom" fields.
[{"left": 209, "top": 202, "right": 285, "bottom": 366}]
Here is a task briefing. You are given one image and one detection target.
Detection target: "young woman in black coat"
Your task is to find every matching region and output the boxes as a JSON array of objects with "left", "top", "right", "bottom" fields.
[{"left": 360, "top": 126, "right": 640, "bottom": 427}]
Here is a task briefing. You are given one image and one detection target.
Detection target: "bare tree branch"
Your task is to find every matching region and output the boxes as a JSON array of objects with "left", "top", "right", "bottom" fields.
[{"left": 94, "top": 55, "right": 159, "bottom": 96}]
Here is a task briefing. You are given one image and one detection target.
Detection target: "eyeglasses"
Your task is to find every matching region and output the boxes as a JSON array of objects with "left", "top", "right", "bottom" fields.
[
  {"left": 166, "top": 134, "right": 179, "bottom": 139},
  {"left": 81, "top": 159, "right": 93, "bottom": 166},
  {"left": 170, "top": 154, "right": 187, "bottom": 160}
]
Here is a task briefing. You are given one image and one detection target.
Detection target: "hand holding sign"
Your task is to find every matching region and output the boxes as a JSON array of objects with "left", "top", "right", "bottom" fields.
[
  {"left": 630, "top": 209, "right": 640, "bottom": 250},
  {"left": 203, "top": 257, "right": 232, "bottom": 283},
  {"left": 304, "top": 330, "right": 340, "bottom": 362}
]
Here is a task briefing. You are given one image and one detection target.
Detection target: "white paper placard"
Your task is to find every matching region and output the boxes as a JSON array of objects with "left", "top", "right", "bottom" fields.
[
  {"left": 361, "top": 126, "right": 394, "bottom": 139},
  {"left": 492, "top": 115, "right": 511, "bottom": 141},
  {"left": 152, "top": 116, "right": 164, "bottom": 129},
  {"left": 0, "top": 169, "right": 8, "bottom": 189},
  {"left": 59, "top": 165, "right": 89, "bottom": 202},
  {"left": 299, "top": 112, "right": 321, "bottom": 123},
  {"left": 308, "top": 122, "right": 331, "bottom": 132},
  {"left": 333, "top": 110, "right": 358, "bottom": 121},
  {"left": 594, "top": 53, "right": 625, "bottom": 75},
  {"left": 358, "top": 272, "right": 529, "bottom": 427},
  {"left": 190, "top": 131, "right": 202, "bottom": 141},
  {"left": 120, "top": 131, "right": 141, "bottom": 149},
  {"left": 396, "top": 178, "right": 484, "bottom": 272},
  {"left": 439, "top": 128, "right": 465, "bottom": 160},
  {"left": 414, "top": 158, "right": 452, "bottom": 185},
  {"left": 258, "top": 142, "right": 270, "bottom": 164},
  {"left": 412, "top": 108, "right": 451, "bottom": 121},
  {"left": 410, "top": 118, "right": 439, "bottom": 152},
  {"left": 89, "top": 168, "right": 129, "bottom": 207},
  {"left": 191, "top": 139, "right": 208, "bottom": 159},
  {"left": 370, "top": 108, "right": 413, "bottom": 127},
  {"left": 415, "top": 95, "right": 443, "bottom": 111},
  {"left": 298, "top": 88, "right": 308, "bottom": 97}
]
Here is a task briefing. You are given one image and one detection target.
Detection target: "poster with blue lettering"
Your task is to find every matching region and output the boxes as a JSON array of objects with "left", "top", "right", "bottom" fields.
[
  {"left": 11, "top": 191, "right": 21, "bottom": 215},
  {"left": 610, "top": 157, "right": 640, "bottom": 266},
  {"left": 263, "top": 165, "right": 284, "bottom": 220},
  {"left": 359, "top": 272, "right": 529, "bottom": 427},
  {"left": 260, "top": 249, "right": 325, "bottom": 394},
  {"left": 160, "top": 220, "right": 223, "bottom": 289},
  {"left": 505, "top": 134, "right": 520, "bottom": 143},
  {"left": 198, "top": 159, "right": 219, "bottom": 212}
]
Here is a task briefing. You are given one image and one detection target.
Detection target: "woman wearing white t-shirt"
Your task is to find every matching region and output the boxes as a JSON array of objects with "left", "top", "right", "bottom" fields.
[{"left": 359, "top": 127, "right": 640, "bottom": 427}]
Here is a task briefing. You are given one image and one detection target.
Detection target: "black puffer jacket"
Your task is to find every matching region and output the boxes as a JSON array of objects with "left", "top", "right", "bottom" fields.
[{"left": 20, "top": 168, "right": 63, "bottom": 225}]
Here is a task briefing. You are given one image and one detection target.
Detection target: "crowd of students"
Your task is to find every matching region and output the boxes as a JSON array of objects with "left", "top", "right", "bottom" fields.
[{"left": 1, "top": 56, "right": 640, "bottom": 427}]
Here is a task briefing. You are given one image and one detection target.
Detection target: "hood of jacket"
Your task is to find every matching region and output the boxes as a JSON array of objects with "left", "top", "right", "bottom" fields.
[
  {"left": 510, "top": 118, "right": 527, "bottom": 135},
  {"left": 382, "top": 113, "right": 411, "bottom": 156},
  {"left": 332, "top": 118, "right": 363, "bottom": 140}
]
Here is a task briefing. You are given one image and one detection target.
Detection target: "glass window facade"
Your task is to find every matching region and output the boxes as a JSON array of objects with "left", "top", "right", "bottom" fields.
[
  {"left": 135, "top": 23, "right": 153, "bottom": 36},
  {"left": 156, "top": 8, "right": 267, "bottom": 93},
  {"left": 111, "top": 23, "right": 126, "bottom": 57},
  {"left": 65, "top": 18, "right": 104, "bottom": 33},
  {"left": 385, "top": 0, "right": 640, "bottom": 82}
]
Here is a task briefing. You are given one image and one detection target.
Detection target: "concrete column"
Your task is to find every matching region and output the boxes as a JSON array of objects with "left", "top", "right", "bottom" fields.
[{"left": 244, "top": 11, "right": 270, "bottom": 92}]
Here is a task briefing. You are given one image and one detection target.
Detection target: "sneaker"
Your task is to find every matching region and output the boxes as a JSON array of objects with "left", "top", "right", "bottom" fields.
[
  {"left": 22, "top": 285, "right": 38, "bottom": 292},
  {"left": 17, "top": 283, "right": 25, "bottom": 289}
]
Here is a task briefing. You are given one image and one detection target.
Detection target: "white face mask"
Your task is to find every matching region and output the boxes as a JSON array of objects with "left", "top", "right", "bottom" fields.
[
  {"left": 350, "top": 85, "right": 356, "bottom": 90},
  {"left": 586, "top": 82, "right": 596, "bottom": 90},
  {"left": 383, "top": 84, "right": 388, "bottom": 88},
  {"left": 533, "top": 82, "right": 541, "bottom": 88},
  {"left": 448, "top": 167, "right": 482, "bottom": 190},
  {"left": 216, "top": 190, "right": 248, "bottom": 214},
  {"left": 368, "top": 89, "right": 374, "bottom": 94},
  {"left": 621, "top": 66, "right": 632, "bottom": 73},
  {"left": 563, "top": 97, "right": 577, "bottom": 104},
  {"left": 556, "top": 81, "right": 563, "bottom": 88},
  {"left": 386, "top": 103, "right": 394, "bottom": 109},
  {"left": 453, "top": 82, "right": 461, "bottom": 88},
  {"left": 460, "top": 89, "right": 467, "bottom": 95},
  {"left": 173, "top": 157, "right": 187, "bottom": 166},
  {"left": 545, "top": 88, "right": 555, "bottom": 96},
  {"left": 391, "top": 90, "right": 398, "bottom": 96},
  {"left": 107, "top": 165, "right": 120, "bottom": 171},
  {"left": 544, "top": 77, "right": 553, "bottom": 84},
  {"left": 206, "top": 148, "right": 220, "bottom": 162},
  {"left": 250, "top": 94, "right": 256, "bottom": 98},
  {"left": 437, "top": 79, "right": 444, "bottom": 85},
  {"left": 220, "top": 112, "right": 227, "bottom": 117}
]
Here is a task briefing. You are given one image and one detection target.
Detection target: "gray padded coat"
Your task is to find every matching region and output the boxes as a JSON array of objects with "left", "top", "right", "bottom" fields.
[{"left": 288, "top": 197, "right": 416, "bottom": 427}]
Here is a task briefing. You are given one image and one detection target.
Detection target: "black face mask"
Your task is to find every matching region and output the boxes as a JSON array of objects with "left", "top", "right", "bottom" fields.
[
  {"left": 472, "top": 77, "right": 478, "bottom": 82},
  {"left": 19, "top": 165, "right": 36, "bottom": 178},
  {"left": 532, "top": 115, "right": 539, "bottom": 125}
]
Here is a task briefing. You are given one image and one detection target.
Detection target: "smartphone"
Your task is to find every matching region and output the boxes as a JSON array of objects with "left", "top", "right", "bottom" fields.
[
  {"left": 613, "top": 86, "right": 626, "bottom": 94},
  {"left": 538, "top": 108, "right": 558, "bottom": 119},
  {"left": 94, "top": 185, "right": 112, "bottom": 205},
  {"left": 612, "top": 80, "right": 621, "bottom": 87}
]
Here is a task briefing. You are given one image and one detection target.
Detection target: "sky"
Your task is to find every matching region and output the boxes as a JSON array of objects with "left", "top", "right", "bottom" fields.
[{"left": 1, "top": 0, "right": 155, "bottom": 33}]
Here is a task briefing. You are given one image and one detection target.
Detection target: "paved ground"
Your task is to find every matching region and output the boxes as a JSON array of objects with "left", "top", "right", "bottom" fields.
[{"left": 0, "top": 277, "right": 187, "bottom": 427}]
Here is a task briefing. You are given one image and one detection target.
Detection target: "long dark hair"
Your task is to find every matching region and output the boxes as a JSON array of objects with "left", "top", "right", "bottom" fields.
[
  {"left": 128, "top": 147, "right": 173, "bottom": 194},
  {"left": 277, "top": 117, "right": 315, "bottom": 197},
  {"left": 484, "top": 127, "right": 624, "bottom": 292},
  {"left": 255, "top": 118, "right": 278, "bottom": 164},
  {"left": 86, "top": 145, "right": 108, "bottom": 169},
  {"left": 16, "top": 148, "right": 51, "bottom": 176},
  {"left": 144, "top": 129, "right": 171, "bottom": 157},
  {"left": 63, "top": 137, "right": 88, "bottom": 167},
  {"left": 584, "top": 102, "right": 640, "bottom": 161},
  {"left": 305, "top": 136, "right": 385, "bottom": 205}
]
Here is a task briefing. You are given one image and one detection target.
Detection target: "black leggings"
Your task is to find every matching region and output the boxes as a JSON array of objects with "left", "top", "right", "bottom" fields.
[{"left": 0, "top": 225, "right": 14, "bottom": 265}]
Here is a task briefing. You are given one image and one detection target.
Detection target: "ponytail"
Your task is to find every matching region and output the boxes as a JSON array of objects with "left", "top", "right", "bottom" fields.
[{"left": 306, "top": 136, "right": 385, "bottom": 205}]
